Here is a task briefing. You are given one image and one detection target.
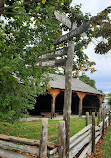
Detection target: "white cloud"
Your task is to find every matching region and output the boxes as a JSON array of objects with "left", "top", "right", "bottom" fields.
[{"left": 72, "top": 0, "right": 111, "bottom": 15}]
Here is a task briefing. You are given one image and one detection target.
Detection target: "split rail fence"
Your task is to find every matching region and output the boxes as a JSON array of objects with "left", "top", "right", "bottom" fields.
[{"left": 0, "top": 110, "right": 110, "bottom": 158}]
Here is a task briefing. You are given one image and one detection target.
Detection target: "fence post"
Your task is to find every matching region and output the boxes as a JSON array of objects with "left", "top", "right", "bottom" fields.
[
  {"left": 97, "top": 111, "right": 100, "bottom": 126},
  {"left": 104, "top": 110, "right": 107, "bottom": 129},
  {"left": 86, "top": 112, "right": 89, "bottom": 126},
  {"left": 100, "top": 108, "right": 102, "bottom": 122},
  {"left": 39, "top": 118, "right": 48, "bottom": 158},
  {"left": 108, "top": 111, "right": 111, "bottom": 126},
  {"left": 102, "top": 110, "right": 105, "bottom": 136},
  {"left": 58, "top": 121, "right": 66, "bottom": 158},
  {"left": 92, "top": 112, "right": 96, "bottom": 154}
]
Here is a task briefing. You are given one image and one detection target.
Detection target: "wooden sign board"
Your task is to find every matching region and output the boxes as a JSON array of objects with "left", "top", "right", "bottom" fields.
[
  {"left": 54, "top": 10, "right": 71, "bottom": 29},
  {"left": 54, "top": 23, "right": 90, "bottom": 45},
  {"left": 37, "top": 47, "right": 68, "bottom": 61},
  {"left": 35, "top": 59, "right": 66, "bottom": 67}
]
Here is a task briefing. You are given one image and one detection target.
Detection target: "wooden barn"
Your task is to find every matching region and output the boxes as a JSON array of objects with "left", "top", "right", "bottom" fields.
[{"left": 30, "top": 74, "right": 102, "bottom": 117}]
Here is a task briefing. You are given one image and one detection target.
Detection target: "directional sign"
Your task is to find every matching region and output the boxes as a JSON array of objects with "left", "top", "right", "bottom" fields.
[
  {"left": 72, "top": 22, "right": 87, "bottom": 38},
  {"left": 35, "top": 59, "right": 66, "bottom": 67},
  {"left": 37, "top": 47, "right": 68, "bottom": 61},
  {"left": 54, "top": 10, "right": 71, "bottom": 29},
  {"left": 54, "top": 23, "right": 90, "bottom": 45}
]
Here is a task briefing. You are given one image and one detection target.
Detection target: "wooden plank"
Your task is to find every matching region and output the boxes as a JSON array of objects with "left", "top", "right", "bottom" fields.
[
  {"left": 78, "top": 141, "right": 92, "bottom": 158},
  {"left": 70, "top": 124, "right": 92, "bottom": 143},
  {"left": 70, "top": 132, "right": 101, "bottom": 158},
  {"left": 48, "top": 147, "right": 58, "bottom": 155},
  {"left": 95, "top": 135, "right": 101, "bottom": 144},
  {"left": 0, "top": 148, "right": 31, "bottom": 158},
  {"left": 95, "top": 125, "right": 102, "bottom": 132},
  {"left": 0, "top": 134, "right": 56, "bottom": 149},
  {"left": 35, "top": 59, "right": 66, "bottom": 67},
  {"left": 0, "top": 140, "right": 39, "bottom": 155},
  {"left": 47, "top": 148, "right": 59, "bottom": 158},
  {"left": 69, "top": 134, "right": 91, "bottom": 157},
  {"left": 95, "top": 120, "right": 103, "bottom": 132},
  {"left": 0, "top": 139, "right": 58, "bottom": 157},
  {"left": 63, "top": 41, "right": 74, "bottom": 158},
  {"left": 99, "top": 121, "right": 103, "bottom": 128},
  {"left": 105, "top": 116, "right": 108, "bottom": 122},
  {"left": 54, "top": 23, "right": 90, "bottom": 45},
  {"left": 54, "top": 10, "right": 71, "bottom": 29},
  {"left": 58, "top": 121, "right": 66, "bottom": 158},
  {"left": 79, "top": 132, "right": 102, "bottom": 158},
  {"left": 37, "top": 47, "right": 68, "bottom": 61},
  {"left": 95, "top": 131, "right": 100, "bottom": 138},
  {"left": 70, "top": 129, "right": 91, "bottom": 149},
  {"left": 39, "top": 118, "right": 48, "bottom": 158}
]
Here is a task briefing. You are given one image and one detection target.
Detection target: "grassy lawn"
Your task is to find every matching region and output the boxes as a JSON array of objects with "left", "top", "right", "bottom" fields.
[
  {"left": 101, "top": 125, "right": 111, "bottom": 158},
  {"left": 0, "top": 117, "right": 94, "bottom": 144}
]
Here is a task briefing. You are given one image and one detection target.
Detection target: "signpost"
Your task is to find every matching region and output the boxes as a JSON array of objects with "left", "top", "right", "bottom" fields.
[
  {"left": 54, "top": 10, "right": 71, "bottom": 29},
  {"left": 35, "top": 59, "right": 66, "bottom": 67},
  {"left": 37, "top": 47, "right": 68, "bottom": 61},
  {"left": 35, "top": 10, "right": 90, "bottom": 158},
  {"left": 54, "top": 10, "right": 90, "bottom": 158},
  {"left": 54, "top": 23, "right": 90, "bottom": 45},
  {"left": 63, "top": 41, "right": 74, "bottom": 157}
]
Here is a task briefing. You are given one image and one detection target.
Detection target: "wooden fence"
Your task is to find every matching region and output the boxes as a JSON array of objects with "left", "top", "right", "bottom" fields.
[{"left": 0, "top": 110, "right": 110, "bottom": 158}]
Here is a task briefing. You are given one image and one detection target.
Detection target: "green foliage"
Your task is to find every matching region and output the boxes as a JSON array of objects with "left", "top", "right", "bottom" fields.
[
  {"left": 78, "top": 75, "right": 97, "bottom": 89},
  {"left": 91, "top": 6, "right": 111, "bottom": 54},
  {"left": 0, "top": 0, "right": 65, "bottom": 122},
  {"left": 101, "top": 126, "right": 111, "bottom": 158},
  {"left": 107, "top": 92, "right": 111, "bottom": 106},
  {"left": 0, "top": 1, "right": 110, "bottom": 121}
]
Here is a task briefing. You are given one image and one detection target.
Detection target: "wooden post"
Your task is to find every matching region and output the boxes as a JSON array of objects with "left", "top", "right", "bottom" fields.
[
  {"left": 102, "top": 110, "right": 105, "bottom": 136},
  {"left": 97, "top": 95, "right": 102, "bottom": 121},
  {"left": 51, "top": 96, "right": 56, "bottom": 119},
  {"left": 109, "top": 111, "right": 111, "bottom": 126},
  {"left": 48, "top": 89, "right": 60, "bottom": 119},
  {"left": 86, "top": 112, "right": 89, "bottom": 126},
  {"left": 63, "top": 40, "right": 74, "bottom": 158},
  {"left": 98, "top": 108, "right": 102, "bottom": 122},
  {"left": 58, "top": 121, "right": 66, "bottom": 158},
  {"left": 39, "top": 118, "right": 48, "bottom": 158},
  {"left": 97, "top": 111, "right": 100, "bottom": 126},
  {"left": 92, "top": 112, "right": 96, "bottom": 154},
  {"left": 76, "top": 92, "right": 86, "bottom": 117},
  {"left": 79, "top": 98, "right": 83, "bottom": 117}
]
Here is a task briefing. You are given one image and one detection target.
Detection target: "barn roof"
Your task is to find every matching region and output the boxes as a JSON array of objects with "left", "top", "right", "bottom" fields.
[{"left": 49, "top": 74, "right": 102, "bottom": 95}]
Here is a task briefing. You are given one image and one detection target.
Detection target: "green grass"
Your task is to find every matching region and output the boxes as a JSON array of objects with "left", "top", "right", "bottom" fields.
[
  {"left": 0, "top": 117, "right": 95, "bottom": 144},
  {"left": 101, "top": 126, "right": 111, "bottom": 158}
]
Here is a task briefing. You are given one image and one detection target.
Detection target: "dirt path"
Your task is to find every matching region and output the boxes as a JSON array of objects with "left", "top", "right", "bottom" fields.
[{"left": 89, "top": 127, "right": 110, "bottom": 158}]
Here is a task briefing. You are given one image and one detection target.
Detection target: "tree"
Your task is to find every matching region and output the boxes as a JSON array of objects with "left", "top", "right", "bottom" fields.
[
  {"left": 107, "top": 93, "right": 111, "bottom": 108},
  {"left": 77, "top": 75, "right": 97, "bottom": 89},
  {"left": 0, "top": 1, "right": 110, "bottom": 121},
  {"left": 90, "top": 6, "right": 111, "bottom": 54},
  {"left": 0, "top": 0, "right": 67, "bottom": 121}
]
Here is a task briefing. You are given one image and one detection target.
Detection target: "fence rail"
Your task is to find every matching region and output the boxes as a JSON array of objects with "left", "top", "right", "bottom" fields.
[{"left": 0, "top": 110, "right": 110, "bottom": 158}]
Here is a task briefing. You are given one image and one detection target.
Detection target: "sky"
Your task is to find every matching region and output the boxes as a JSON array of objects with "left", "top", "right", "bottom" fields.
[{"left": 71, "top": 0, "right": 111, "bottom": 93}]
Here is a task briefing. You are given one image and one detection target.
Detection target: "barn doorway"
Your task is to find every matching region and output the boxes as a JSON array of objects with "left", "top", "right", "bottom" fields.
[{"left": 83, "top": 94, "right": 100, "bottom": 115}]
